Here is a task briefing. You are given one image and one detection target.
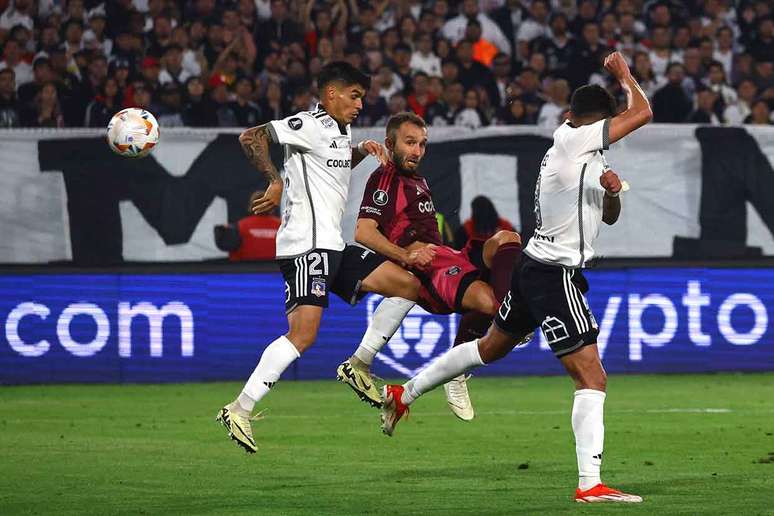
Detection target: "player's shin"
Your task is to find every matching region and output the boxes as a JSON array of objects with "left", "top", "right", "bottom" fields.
[
  {"left": 236, "top": 336, "right": 301, "bottom": 413},
  {"left": 572, "top": 389, "right": 606, "bottom": 490},
  {"left": 401, "top": 339, "right": 484, "bottom": 405},
  {"left": 353, "top": 297, "right": 415, "bottom": 368}
]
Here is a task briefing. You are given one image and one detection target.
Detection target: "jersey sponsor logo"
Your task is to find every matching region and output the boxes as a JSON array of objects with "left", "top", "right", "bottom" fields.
[
  {"left": 288, "top": 117, "right": 303, "bottom": 130},
  {"left": 445, "top": 265, "right": 461, "bottom": 276},
  {"left": 373, "top": 190, "right": 389, "bottom": 206},
  {"left": 326, "top": 159, "right": 351, "bottom": 168},
  {"left": 418, "top": 200, "right": 435, "bottom": 213},
  {"left": 321, "top": 117, "right": 335, "bottom": 128},
  {"left": 311, "top": 278, "right": 327, "bottom": 297}
]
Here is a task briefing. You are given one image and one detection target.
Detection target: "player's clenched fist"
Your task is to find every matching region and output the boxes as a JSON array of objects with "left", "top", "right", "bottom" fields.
[
  {"left": 603, "top": 51, "right": 631, "bottom": 80},
  {"left": 407, "top": 244, "right": 437, "bottom": 271},
  {"left": 600, "top": 169, "right": 622, "bottom": 195}
]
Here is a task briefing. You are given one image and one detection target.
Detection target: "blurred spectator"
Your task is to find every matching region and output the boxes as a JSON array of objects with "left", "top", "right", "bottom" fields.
[
  {"left": 84, "top": 77, "right": 119, "bottom": 128},
  {"left": 215, "top": 191, "right": 281, "bottom": 261},
  {"left": 159, "top": 45, "right": 191, "bottom": 86},
  {"left": 687, "top": 87, "right": 721, "bottom": 124},
  {"left": 724, "top": 79, "right": 757, "bottom": 125},
  {"left": 747, "top": 17, "right": 773, "bottom": 64},
  {"left": 705, "top": 60, "right": 737, "bottom": 108},
  {"left": 21, "top": 81, "right": 64, "bottom": 127},
  {"left": 456, "top": 39, "right": 498, "bottom": 105},
  {"left": 492, "top": 52, "right": 513, "bottom": 107},
  {"left": 632, "top": 51, "right": 664, "bottom": 98},
  {"left": 410, "top": 32, "right": 441, "bottom": 77},
  {"left": 407, "top": 72, "right": 436, "bottom": 118},
  {"left": 393, "top": 43, "right": 414, "bottom": 89},
  {"left": 0, "top": 39, "right": 31, "bottom": 88},
  {"left": 0, "top": 0, "right": 34, "bottom": 33},
  {"left": 387, "top": 92, "right": 408, "bottom": 117},
  {"left": 18, "top": 56, "right": 53, "bottom": 105},
  {"left": 426, "top": 81, "right": 464, "bottom": 126},
  {"left": 377, "top": 64, "right": 404, "bottom": 100},
  {"left": 182, "top": 76, "right": 218, "bottom": 127},
  {"left": 467, "top": 17, "right": 499, "bottom": 67},
  {"left": 496, "top": 95, "right": 535, "bottom": 124},
  {"left": 155, "top": 82, "right": 185, "bottom": 127},
  {"left": 83, "top": 10, "right": 112, "bottom": 57},
  {"left": 744, "top": 98, "right": 772, "bottom": 125},
  {"left": 355, "top": 78, "right": 388, "bottom": 127},
  {"left": 0, "top": 67, "right": 20, "bottom": 127},
  {"left": 516, "top": 0, "right": 552, "bottom": 60},
  {"left": 455, "top": 195, "right": 515, "bottom": 249},
  {"left": 652, "top": 62, "right": 693, "bottom": 122},
  {"left": 537, "top": 79, "right": 570, "bottom": 129},
  {"left": 258, "top": 79, "right": 286, "bottom": 121},
  {"left": 566, "top": 22, "right": 609, "bottom": 90},
  {"left": 713, "top": 26, "right": 735, "bottom": 78},
  {"left": 455, "top": 88, "right": 489, "bottom": 129},
  {"left": 442, "top": 0, "right": 511, "bottom": 55},
  {"left": 224, "top": 76, "right": 262, "bottom": 128}
]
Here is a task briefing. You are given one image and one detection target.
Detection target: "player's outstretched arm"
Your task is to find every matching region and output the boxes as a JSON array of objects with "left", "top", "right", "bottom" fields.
[
  {"left": 600, "top": 169, "right": 622, "bottom": 225},
  {"left": 605, "top": 52, "right": 653, "bottom": 145},
  {"left": 239, "top": 124, "right": 282, "bottom": 214}
]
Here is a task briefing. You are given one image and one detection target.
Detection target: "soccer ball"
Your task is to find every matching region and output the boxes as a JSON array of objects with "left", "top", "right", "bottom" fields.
[{"left": 106, "top": 108, "right": 160, "bottom": 159}]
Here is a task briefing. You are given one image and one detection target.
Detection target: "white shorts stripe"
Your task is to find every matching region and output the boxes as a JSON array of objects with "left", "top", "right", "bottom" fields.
[
  {"left": 569, "top": 271, "right": 591, "bottom": 333},
  {"left": 563, "top": 269, "right": 586, "bottom": 333},
  {"left": 295, "top": 257, "right": 301, "bottom": 298}
]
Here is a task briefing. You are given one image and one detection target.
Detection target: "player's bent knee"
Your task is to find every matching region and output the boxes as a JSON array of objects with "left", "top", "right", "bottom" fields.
[{"left": 492, "top": 230, "right": 521, "bottom": 246}]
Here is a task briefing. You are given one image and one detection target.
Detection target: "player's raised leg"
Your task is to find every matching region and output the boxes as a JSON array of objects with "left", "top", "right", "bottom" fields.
[
  {"left": 561, "top": 345, "right": 641, "bottom": 503},
  {"left": 336, "top": 258, "right": 421, "bottom": 407}
]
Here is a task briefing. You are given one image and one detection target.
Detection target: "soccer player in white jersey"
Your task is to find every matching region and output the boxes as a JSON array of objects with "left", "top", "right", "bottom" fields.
[
  {"left": 379, "top": 52, "right": 652, "bottom": 503},
  {"left": 216, "top": 62, "right": 436, "bottom": 454}
]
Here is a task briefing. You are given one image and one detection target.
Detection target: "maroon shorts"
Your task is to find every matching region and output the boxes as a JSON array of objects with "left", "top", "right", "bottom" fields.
[{"left": 415, "top": 245, "right": 479, "bottom": 314}]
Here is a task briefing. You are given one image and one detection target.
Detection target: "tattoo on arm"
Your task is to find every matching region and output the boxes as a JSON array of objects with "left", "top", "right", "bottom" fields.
[{"left": 239, "top": 124, "right": 280, "bottom": 183}]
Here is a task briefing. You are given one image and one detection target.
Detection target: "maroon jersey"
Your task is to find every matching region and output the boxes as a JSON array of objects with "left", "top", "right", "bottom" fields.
[{"left": 359, "top": 161, "right": 442, "bottom": 247}]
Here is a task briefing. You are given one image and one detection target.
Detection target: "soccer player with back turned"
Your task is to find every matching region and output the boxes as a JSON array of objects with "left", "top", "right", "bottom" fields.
[{"left": 379, "top": 51, "right": 652, "bottom": 503}]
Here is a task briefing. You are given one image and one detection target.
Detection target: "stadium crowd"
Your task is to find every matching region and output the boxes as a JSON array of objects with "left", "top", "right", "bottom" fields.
[{"left": 0, "top": 0, "right": 771, "bottom": 129}]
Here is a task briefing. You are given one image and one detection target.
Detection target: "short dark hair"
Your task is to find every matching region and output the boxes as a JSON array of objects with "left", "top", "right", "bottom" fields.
[
  {"left": 317, "top": 60, "right": 371, "bottom": 91},
  {"left": 570, "top": 84, "right": 616, "bottom": 118},
  {"left": 386, "top": 112, "right": 427, "bottom": 142}
]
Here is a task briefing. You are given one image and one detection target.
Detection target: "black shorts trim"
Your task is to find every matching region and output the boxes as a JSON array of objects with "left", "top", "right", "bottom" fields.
[
  {"left": 330, "top": 245, "right": 387, "bottom": 306},
  {"left": 454, "top": 270, "right": 480, "bottom": 313}
]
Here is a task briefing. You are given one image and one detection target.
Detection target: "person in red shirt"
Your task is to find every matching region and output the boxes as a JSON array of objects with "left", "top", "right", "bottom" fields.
[
  {"left": 456, "top": 195, "right": 516, "bottom": 255},
  {"left": 214, "top": 190, "right": 281, "bottom": 261},
  {"left": 338, "top": 112, "right": 522, "bottom": 420}
]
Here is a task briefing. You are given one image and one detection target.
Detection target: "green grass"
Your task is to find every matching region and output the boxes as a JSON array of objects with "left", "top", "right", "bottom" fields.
[{"left": 1, "top": 373, "right": 773, "bottom": 515}]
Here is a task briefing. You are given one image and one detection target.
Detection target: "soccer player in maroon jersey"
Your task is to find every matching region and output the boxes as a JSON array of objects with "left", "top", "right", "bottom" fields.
[{"left": 336, "top": 112, "right": 522, "bottom": 420}]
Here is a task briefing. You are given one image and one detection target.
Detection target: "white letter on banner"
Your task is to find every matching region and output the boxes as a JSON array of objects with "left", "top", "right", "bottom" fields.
[
  {"left": 5, "top": 302, "right": 51, "bottom": 357},
  {"left": 682, "top": 281, "right": 711, "bottom": 346},
  {"left": 57, "top": 303, "right": 110, "bottom": 357},
  {"left": 628, "top": 294, "right": 678, "bottom": 361},
  {"left": 118, "top": 302, "right": 194, "bottom": 357},
  {"left": 717, "top": 293, "right": 768, "bottom": 346},
  {"left": 596, "top": 296, "right": 622, "bottom": 359}
]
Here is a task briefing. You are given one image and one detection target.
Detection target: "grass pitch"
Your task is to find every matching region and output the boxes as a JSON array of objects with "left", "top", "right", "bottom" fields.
[{"left": 1, "top": 373, "right": 773, "bottom": 515}]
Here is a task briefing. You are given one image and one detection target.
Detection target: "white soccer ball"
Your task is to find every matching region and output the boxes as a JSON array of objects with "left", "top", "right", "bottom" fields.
[{"left": 106, "top": 108, "right": 160, "bottom": 159}]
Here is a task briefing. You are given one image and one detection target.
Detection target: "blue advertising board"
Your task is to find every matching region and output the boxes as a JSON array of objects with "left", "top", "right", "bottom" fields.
[{"left": 1, "top": 268, "right": 773, "bottom": 384}]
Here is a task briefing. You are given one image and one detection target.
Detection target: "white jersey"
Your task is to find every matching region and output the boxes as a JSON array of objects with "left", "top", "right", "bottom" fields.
[
  {"left": 525, "top": 119, "right": 611, "bottom": 268},
  {"left": 267, "top": 105, "right": 352, "bottom": 258}
]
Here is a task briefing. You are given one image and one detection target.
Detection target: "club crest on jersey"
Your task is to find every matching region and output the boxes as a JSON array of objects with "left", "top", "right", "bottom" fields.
[
  {"left": 373, "top": 190, "right": 389, "bottom": 206},
  {"left": 311, "top": 278, "right": 326, "bottom": 297},
  {"left": 288, "top": 117, "right": 303, "bottom": 130},
  {"left": 367, "top": 295, "right": 459, "bottom": 377},
  {"left": 445, "top": 266, "right": 461, "bottom": 276}
]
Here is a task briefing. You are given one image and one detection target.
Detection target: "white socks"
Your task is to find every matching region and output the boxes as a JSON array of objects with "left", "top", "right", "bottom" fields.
[
  {"left": 572, "top": 389, "right": 606, "bottom": 490},
  {"left": 237, "top": 336, "right": 300, "bottom": 413},
  {"left": 353, "top": 297, "right": 415, "bottom": 366},
  {"left": 401, "top": 339, "right": 484, "bottom": 405}
]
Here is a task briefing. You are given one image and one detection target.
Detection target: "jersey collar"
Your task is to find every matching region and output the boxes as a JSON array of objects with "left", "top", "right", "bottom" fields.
[{"left": 316, "top": 103, "right": 348, "bottom": 136}]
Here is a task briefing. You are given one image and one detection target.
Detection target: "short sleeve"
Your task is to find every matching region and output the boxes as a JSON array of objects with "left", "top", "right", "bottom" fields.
[
  {"left": 358, "top": 169, "right": 396, "bottom": 229},
  {"left": 559, "top": 118, "right": 610, "bottom": 158},
  {"left": 267, "top": 113, "right": 318, "bottom": 151}
]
